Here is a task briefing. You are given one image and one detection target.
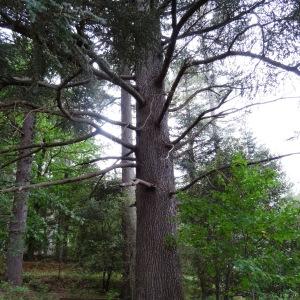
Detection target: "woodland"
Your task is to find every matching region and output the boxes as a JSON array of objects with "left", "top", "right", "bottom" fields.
[{"left": 0, "top": 0, "right": 300, "bottom": 299}]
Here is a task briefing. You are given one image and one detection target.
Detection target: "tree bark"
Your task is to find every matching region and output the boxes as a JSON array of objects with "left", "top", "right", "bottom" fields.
[
  {"left": 5, "top": 112, "right": 35, "bottom": 285},
  {"left": 121, "top": 83, "right": 137, "bottom": 300},
  {"left": 134, "top": 18, "right": 183, "bottom": 299}
]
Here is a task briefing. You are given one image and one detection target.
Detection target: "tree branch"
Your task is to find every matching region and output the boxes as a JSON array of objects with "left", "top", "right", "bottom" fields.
[
  {"left": 0, "top": 101, "right": 137, "bottom": 130},
  {"left": 172, "top": 90, "right": 232, "bottom": 145},
  {"left": 174, "top": 152, "right": 300, "bottom": 194},
  {"left": 0, "top": 148, "right": 41, "bottom": 169},
  {"left": 174, "top": 0, "right": 266, "bottom": 41},
  {"left": 0, "top": 163, "right": 137, "bottom": 193},
  {"left": 88, "top": 51, "right": 145, "bottom": 106},
  {"left": 120, "top": 178, "right": 155, "bottom": 189},
  {"left": 55, "top": 85, "right": 136, "bottom": 151},
  {"left": 169, "top": 85, "right": 230, "bottom": 112},
  {"left": 190, "top": 51, "right": 300, "bottom": 77},
  {"left": 0, "top": 131, "right": 98, "bottom": 155},
  {"left": 78, "top": 153, "right": 136, "bottom": 166},
  {"left": 157, "top": 61, "right": 188, "bottom": 124},
  {"left": 157, "top": 0, "right": 209, "bottom": 83}
]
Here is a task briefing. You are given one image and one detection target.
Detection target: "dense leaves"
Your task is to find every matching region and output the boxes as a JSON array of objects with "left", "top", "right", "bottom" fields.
[{"left": 179, "top": 154, "right": 300, "bottom": 298}]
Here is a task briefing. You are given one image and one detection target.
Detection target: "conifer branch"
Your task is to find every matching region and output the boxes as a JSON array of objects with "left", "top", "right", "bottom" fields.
[{"left": 0, "top": 163, "right": 136, "bottom": 193}]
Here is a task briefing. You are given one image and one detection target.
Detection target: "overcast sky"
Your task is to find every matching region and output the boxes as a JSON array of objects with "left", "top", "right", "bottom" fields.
[{"left": 245, "top": 75, "right": 300, "bottom": 194}]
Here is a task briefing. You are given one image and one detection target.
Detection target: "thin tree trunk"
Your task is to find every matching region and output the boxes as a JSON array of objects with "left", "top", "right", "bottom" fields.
[
  {"left": 5, "top": 112, "right": 35, "bottom": 285},
  {"left": 224, "top": 266, "right": 232, "bottom": 300},
  {"left": 121, "top": 80, "right": 137, "bottom": 300},
  {"left": 215, "top": 272, "right": 220, "bottom": 300},
  {"left": 134, "top": 21, "right": 183, "bottom": 299}
]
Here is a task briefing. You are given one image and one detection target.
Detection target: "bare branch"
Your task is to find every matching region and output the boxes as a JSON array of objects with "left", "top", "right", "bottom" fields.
[
  {"left": 169, "top": 85, "right": 229, "bottom": 112},
  {"left": 190, "top": 51, "right": 300, "bottom": 77},
  {"left": 172, "top": 90, "right": 232, "bottom": 145},
  {"left": 88, "top": 51, "right": 145, "bottom": 105},
  {"left": 157, "top": 0, "right": 209, "bottom": 83},
  {"left": 0, "top": 163, "right": 136, "bottom": 193},
  {"left": 174, "top": 0, "right": 266, "bottom": 41},
  {"left": 157, "top": 61, "right": 188, "bottom": 124}
]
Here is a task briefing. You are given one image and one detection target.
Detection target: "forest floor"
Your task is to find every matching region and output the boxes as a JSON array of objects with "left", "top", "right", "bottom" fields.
[{"left": 0, "top": 261, "right": 119, "bottom": 300}]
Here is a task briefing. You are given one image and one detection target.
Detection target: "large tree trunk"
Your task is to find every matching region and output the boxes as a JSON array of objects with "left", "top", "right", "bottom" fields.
[
  {"left": 134, "top": 22, "right": 184, "bottom": 299},
  {"left": 5, "top": 112, "right": 35, "bottom": 285},
  {"left": 121, "top": 84, "right": 137, "bottom": 300}
]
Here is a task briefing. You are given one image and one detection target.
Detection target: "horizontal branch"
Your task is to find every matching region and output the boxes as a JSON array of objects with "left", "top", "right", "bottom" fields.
[
  {"left": 190, "top": 51, "right": 300, "bottom": 77},
  {"left": 0, "top": 131, "right": 98, "bottom": 155},
  {"left": 0, "top": 163, "right": 137, "bottom": 193},
  {"left": 78, "top": 155, "right": 136, "bottom": 166},
  {"left": 0, "top": 101, "right": 137, "bottom": 130},
  {"left": 175, "top": 152, "right": 300, "bottom": 193},
  {"left": 120, "top": 178, "right": 156, "bottom": 189},
  {"left": 0, "top": 76, "right": 92, "bottom": 91},
  {"left": 0, "top": 148, "right": 41, "bottom": 169}
]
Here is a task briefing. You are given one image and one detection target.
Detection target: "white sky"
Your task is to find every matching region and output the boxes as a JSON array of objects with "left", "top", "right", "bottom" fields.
[{"left": 245, "top": 77, "right": 300, "bottom": 194}]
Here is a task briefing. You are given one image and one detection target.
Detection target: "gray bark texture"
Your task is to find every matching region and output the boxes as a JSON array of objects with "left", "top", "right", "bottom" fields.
[
  {"left": 134, "top": 19, "right": 184, "bottom": 299},
  {"left": 5, "top": 112, "right": 35, "bottom": 285},
  {"left": 121, "top": 84, "right": 137, "bottom": 300}
]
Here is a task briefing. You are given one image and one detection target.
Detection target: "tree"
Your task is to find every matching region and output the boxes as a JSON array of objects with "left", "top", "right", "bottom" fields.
[
  {"left": 1, "top": 1, "right": 300, "bottom": 298},
  {"left": 120, "top": 85, "right": 136, "bottom": 299},
  {"left": 5, "top": 111, "right": 35, "bottom": 285},
  {"left": 179, "top": 153, "right": 300, "bottom": 299}
]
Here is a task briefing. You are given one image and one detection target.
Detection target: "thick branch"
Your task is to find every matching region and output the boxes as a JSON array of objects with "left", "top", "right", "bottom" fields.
[
  {"left": 0, "top": 101, "right": 137, "bottom": 130},
  {"left": 157, "top": 62, "right": 188, "bottom": 124},
  {"left": 0, "top": 12, "right": 31, "bottom": 38},
  {"left": 0, "top": 163, "right": 136, "bottom": 193},
  {"left": 55, "top": 87, "right": 136, "bottom": 150},
  {"left": 89, "top": 51, "right": 145, "bottom": 105},
  {"left": 120, "top": 178, "right": 155, "bottom": 189},
  {"left": 0, "top": 76, "right": 92, "bottom": 91},
  {"left": 157, "top": 0, "right": 209, "bottom": 83}
]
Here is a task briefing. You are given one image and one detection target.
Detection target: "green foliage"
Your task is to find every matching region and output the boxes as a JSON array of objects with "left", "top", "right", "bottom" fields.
[
  {"left": 179, "top": 153, "right": 300, "bottom": 298},
  {"left": 164, "top": 234, "right": 178, "bottom": 251},
  {"left": 75, "top": 180, "right": 124, "bottom": 276}
]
